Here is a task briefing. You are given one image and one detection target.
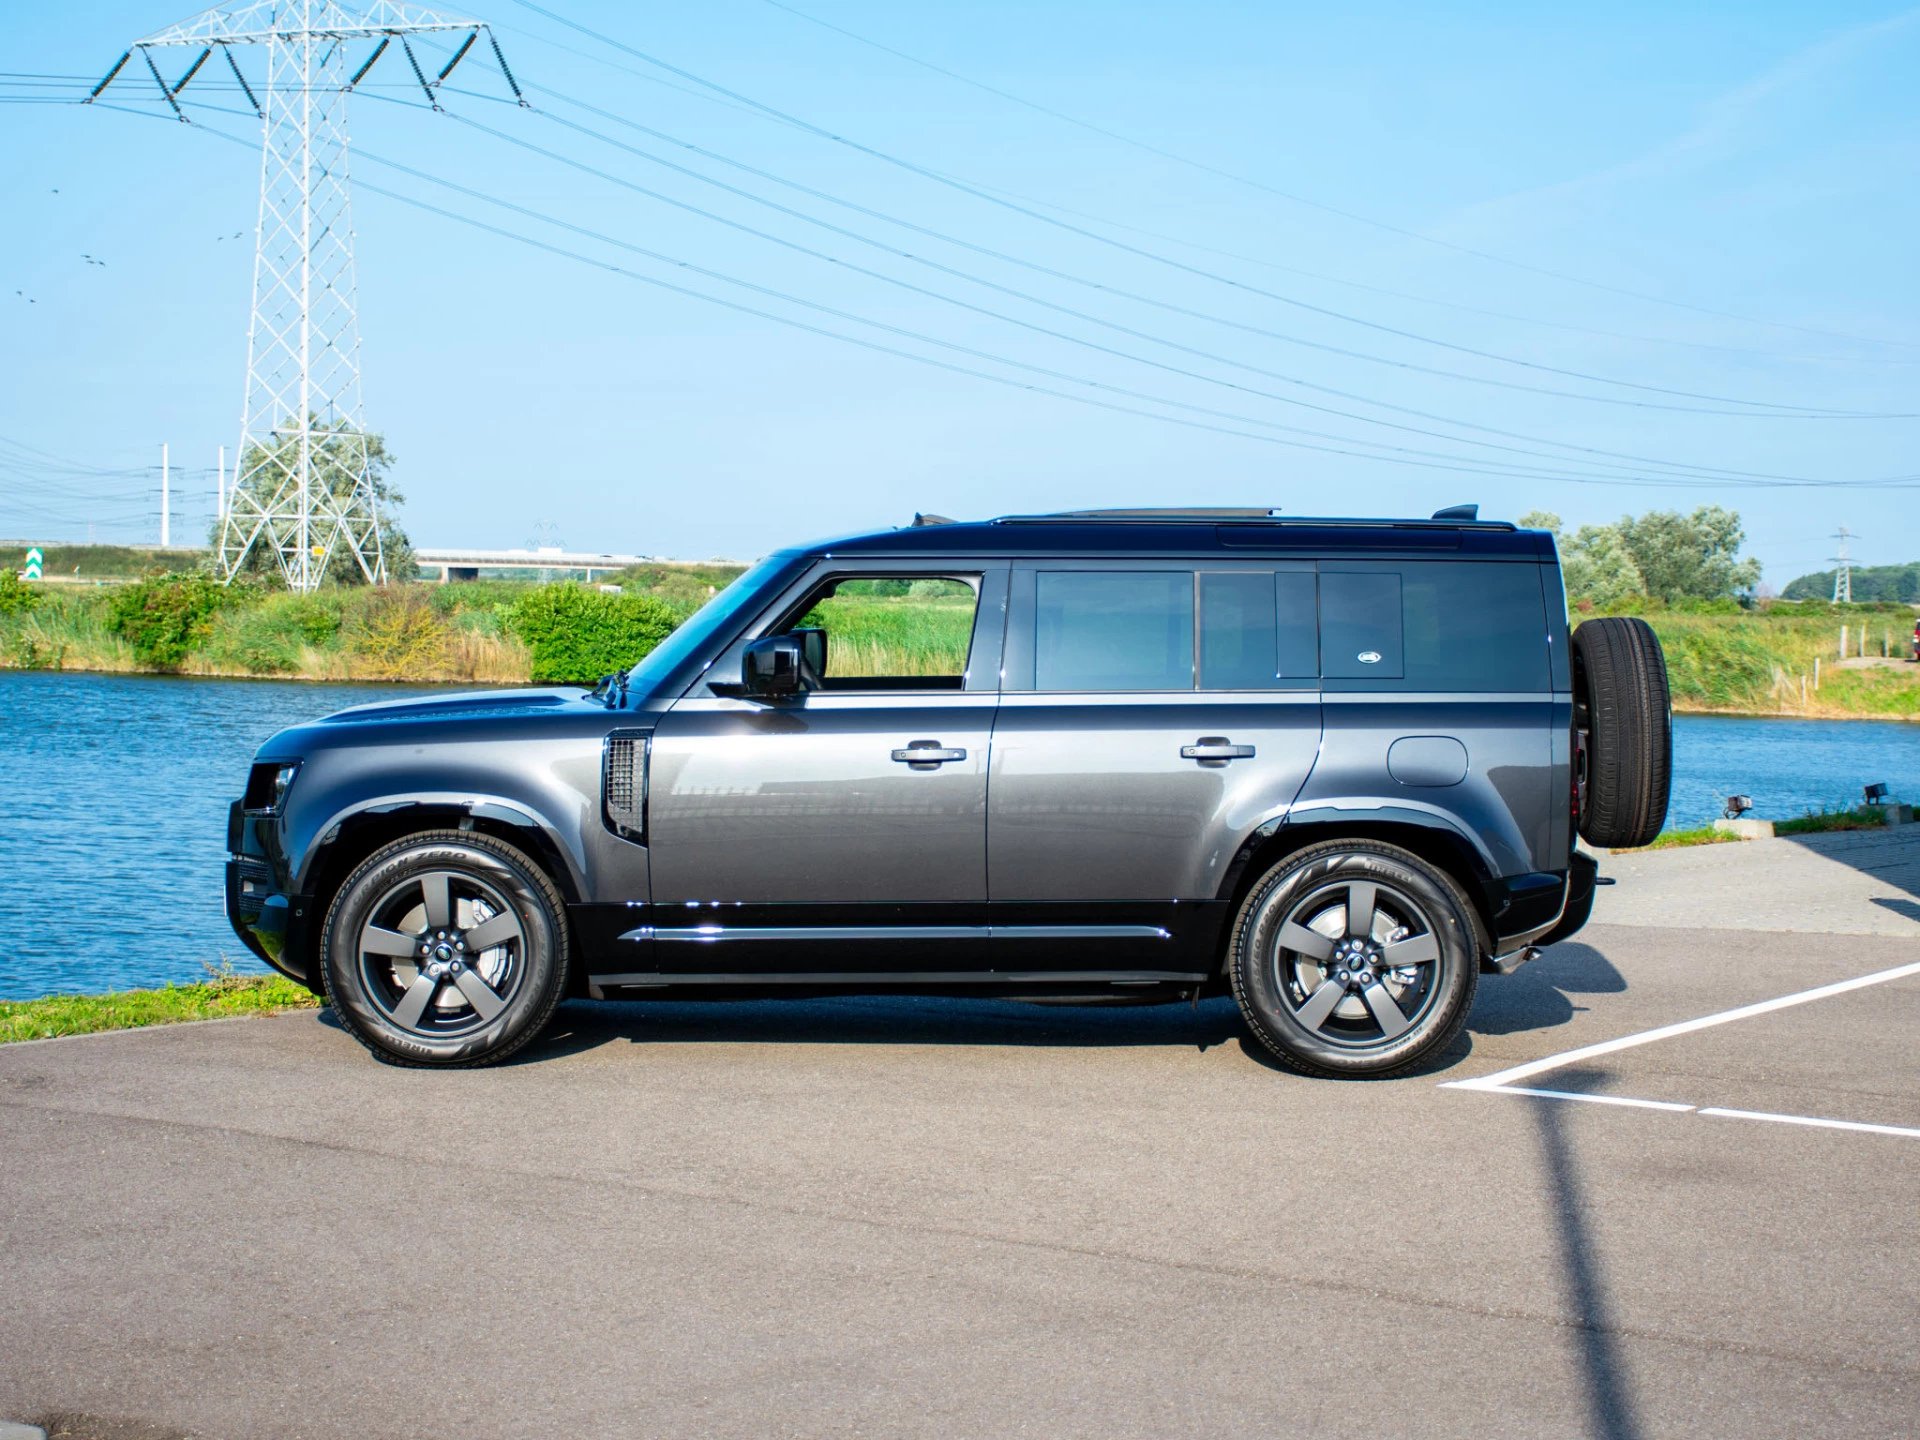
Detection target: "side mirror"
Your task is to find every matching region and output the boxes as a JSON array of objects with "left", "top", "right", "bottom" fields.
[
  {"left": 742, "top": 633, "right": 816, "bottom": 699},
  {"left": 793, "top": 627, "right": 827, "bottom": 677}
]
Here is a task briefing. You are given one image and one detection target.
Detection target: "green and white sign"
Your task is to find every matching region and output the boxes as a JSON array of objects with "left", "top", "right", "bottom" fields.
[{"left": 22, "top": 546, "right": 42, "bottom": 581}]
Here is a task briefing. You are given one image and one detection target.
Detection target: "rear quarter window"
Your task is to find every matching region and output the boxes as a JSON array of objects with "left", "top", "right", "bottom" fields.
[{"left": 1322, "top": 561, "right": 1549, "bottom": 692}]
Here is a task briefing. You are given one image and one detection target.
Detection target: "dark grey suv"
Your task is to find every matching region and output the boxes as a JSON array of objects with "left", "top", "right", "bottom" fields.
[{"left": 226, "top": 508, "right": 1671, "bottom": 1075}]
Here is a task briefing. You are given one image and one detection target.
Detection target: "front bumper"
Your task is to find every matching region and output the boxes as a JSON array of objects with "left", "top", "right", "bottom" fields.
[{"left": 225, "top": 799, "right": 314, "bottom": 989}]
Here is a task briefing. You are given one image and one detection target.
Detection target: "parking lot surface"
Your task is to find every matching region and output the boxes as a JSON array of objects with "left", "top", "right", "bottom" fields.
[{"left": 2, "top": 829, "right": 1916, "bottom": 1439}]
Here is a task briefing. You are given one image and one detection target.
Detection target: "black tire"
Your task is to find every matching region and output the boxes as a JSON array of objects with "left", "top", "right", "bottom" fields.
[
  {"left": 1229, "top": 840, "right": 1479, "bottom": 1079},
  {"left": 1572, "top": 617, "right": 1672, "bottom": 849},
  {"left": 319, "top": 830, "right": 570, "bottom": 1068}
]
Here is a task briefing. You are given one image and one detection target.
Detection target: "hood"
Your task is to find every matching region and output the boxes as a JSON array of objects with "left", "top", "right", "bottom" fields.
[{"left": 313, "top": 686, "right": 597, "bottom": 726}]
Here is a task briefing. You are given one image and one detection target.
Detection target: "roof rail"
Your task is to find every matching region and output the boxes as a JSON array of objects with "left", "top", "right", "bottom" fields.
[
  {"left": 996, "top": 507, "right": 1283, "bottom": 524},
  {"left": 993, "top": 508, "right": 1514, "bottom": 531}
]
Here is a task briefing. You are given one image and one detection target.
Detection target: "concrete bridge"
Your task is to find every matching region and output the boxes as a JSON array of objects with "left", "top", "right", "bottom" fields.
[{"left": 413, "top": 547, "right": 654, "bottom": 582}]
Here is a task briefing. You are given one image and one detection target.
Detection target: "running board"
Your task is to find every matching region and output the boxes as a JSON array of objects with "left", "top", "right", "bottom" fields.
[{"left": 617, "top": 923, "right": 1172, "bottom": 945}]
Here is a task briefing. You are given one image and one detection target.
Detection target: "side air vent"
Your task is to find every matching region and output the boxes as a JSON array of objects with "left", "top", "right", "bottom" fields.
[{"left": 602, "top": 729, "right": 649, "bottom": 843}]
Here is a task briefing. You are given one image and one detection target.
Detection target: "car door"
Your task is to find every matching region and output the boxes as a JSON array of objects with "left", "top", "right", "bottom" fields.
[
  {"left": 642, "top": 559, "right": 1008, "bottom": 977},
  {"left": 987, "top": 560, "right": 1324, "bottom": 973}
]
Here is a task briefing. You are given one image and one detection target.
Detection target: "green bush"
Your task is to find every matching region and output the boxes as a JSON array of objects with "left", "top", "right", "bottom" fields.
[
  {"left": 511, "top": 583, "right": 679, "bottom": 684},
  {"left": 200, "top": 591, "right": 342, "bottom": 674},
  {"left": 106, "top": 573, "right": 240, "bottom": 669},
  {"left": 0, "top": 570, "right": 42, "bottom": 617}
]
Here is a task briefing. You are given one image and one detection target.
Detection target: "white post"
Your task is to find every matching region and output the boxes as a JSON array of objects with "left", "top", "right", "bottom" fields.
[
  {"left": 160, "top": 442, "right": 170, "bottom": 548},
  {"left": 1815, "top": 656, "right": 1822, "bottom": 690},
  {"left": 1840, "top": 625, "right": 1848, "bottom": 660}
]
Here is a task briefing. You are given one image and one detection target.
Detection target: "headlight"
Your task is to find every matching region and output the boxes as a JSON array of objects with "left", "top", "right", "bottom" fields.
[{"left": 244, "top": 761, "right": 300, "bottom": 813}]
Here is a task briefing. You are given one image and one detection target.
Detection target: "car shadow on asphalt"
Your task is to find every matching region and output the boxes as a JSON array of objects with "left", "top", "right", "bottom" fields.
[
  {"left": 1467, "top": 942, "right": 1627, "bottom": 1038},
  {"left": 494, "top": 942, "right": 1626, "bottom": 1075},
  {"left": 516, "top": 992, "right": 1250, "bottom": 1064}
]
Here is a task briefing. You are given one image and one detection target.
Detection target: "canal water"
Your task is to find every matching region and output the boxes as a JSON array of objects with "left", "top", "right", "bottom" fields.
[{"left": 0, "top": 670, "right": 1913, "bottom": 999}]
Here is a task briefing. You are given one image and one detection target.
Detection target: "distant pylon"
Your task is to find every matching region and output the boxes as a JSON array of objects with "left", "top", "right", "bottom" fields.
[
  {"left": 90, "top": 3, "right": 524, "bottom": 590},
  {"left": 1831, "top": 526, "right": 1854, "bottom": 604}
]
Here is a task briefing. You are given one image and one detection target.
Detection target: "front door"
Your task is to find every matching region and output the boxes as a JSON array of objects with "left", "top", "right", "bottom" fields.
[
  {"left": 642, "top": 562, "right": 1007, "bottom": 977},
  {"left": 987, "top": 562, "right": 1325, "bottom": 973}
]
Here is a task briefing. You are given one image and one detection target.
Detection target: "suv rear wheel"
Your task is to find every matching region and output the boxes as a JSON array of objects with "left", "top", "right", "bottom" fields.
[
  {"left": 1229, "top": 841, "right": 1478, "bottom": 1078},
  {"left": 320, "top": 830, "right": 570, "bottom": 1068}
]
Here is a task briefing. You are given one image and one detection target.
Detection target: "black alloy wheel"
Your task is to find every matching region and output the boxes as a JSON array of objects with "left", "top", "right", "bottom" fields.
[
  {"left": 320, "top": 830, "right": 569, "bottom": 1067},
  {"left": 1230, "top": 840, "right": 1478, "bottom": 1078}
]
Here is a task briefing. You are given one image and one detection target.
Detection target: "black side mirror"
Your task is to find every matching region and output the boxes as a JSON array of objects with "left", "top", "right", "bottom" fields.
[{"left": 742, "top": 633, "right": 816, "bottom": 698}]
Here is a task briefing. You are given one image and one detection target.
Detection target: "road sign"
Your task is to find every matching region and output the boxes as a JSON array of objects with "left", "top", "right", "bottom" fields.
[{"left": 23, "top": 546, "right": 41, "bottom": 581}]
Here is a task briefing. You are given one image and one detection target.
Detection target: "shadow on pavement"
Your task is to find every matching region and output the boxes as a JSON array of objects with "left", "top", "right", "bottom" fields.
[
  {"left": 1469, "top": 942, "right": 1627, "bottom": 1037},
  {"left": 520, "top": 992, "right": 1247, "bottom": 1064},
  {"left": 1531, "top": 1075, "right": 1644, "bottom": 1440}
]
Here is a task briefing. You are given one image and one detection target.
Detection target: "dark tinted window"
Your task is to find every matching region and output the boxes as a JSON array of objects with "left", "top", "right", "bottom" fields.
[
  {"left": 1321, "top": 571, "right": 1403, "bottom": 679},
  {"left": 1198, "top": 570, "right": 1318, "bottom": 689},
  {"left": 1035, "top": 571, "right": 1193, "bottom": 690},
  {"left": 1402, "top": 562, "right": 1548, "bottom": 691},
  {"left": 1320, "top": 562, "right": 1549, "bottom": 691}
]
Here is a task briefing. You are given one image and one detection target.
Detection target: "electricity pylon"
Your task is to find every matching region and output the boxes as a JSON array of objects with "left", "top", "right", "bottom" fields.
[
  {"left": 90, "top": 3, "right": 524, "bottom": 590},
  {"left": 1831, "top": 526, "right": 1854, "bottom": 604}
]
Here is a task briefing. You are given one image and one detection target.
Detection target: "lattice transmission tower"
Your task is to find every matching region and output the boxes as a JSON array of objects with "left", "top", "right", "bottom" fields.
[
  {"left": 1831, "top": 526, "right": 1854, "bottom": 604},
  {"left": 90, "top": 3, "right": 524, "bottom": 590}
]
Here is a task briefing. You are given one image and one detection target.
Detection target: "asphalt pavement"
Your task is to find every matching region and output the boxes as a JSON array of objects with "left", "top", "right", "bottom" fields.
[{"left": 2, "top": 828, "right": 1916, "bottom": 1439}]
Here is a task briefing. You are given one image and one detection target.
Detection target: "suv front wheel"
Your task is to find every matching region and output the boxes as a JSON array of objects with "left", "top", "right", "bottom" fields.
[
  {"left": 1229, "top": 841, "right": 1478, "bottom": 1078},
  {"left": 320, "top": 830, "right": 570, "bottom": 1067}
]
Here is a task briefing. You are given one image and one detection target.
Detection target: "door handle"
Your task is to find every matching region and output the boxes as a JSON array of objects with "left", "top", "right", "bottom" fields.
[
  {"left": 1181, "top": 737, "right": 1255, "bottom": 766},
  {"left": 892, "top": 740, "right": 967, "bottom": 769}
]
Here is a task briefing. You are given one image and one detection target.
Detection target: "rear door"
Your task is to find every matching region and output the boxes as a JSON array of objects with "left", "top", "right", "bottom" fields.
[{"left": 986, "top": 560, "right": 1323, "bottom": 972}]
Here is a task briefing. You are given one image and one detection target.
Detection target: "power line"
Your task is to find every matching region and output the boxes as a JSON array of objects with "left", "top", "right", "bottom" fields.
[
  {"left": 746, "top": 0, "right": 1920, "bottom": 355},
  {"left": 99, "top": 100, "right": 1920, "bottom": 494},
  {"left": 461, "top": 91, "right": 1897, "bottom": 488},
  {"left": 500, "top": 4, "right": 1913, "bottom": 416}
]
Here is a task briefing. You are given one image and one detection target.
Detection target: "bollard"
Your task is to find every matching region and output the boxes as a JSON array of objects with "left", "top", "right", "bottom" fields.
[
  {"left": 1841, "top": 624, "right": 1848, "bottom": 659},
  {"left": 1814, "top": 656, "right": 1821, "bottom": 690}
]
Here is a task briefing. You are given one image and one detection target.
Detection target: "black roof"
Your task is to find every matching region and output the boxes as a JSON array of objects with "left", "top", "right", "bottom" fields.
[{"left": 806, "top": 509, "right": 1554, "bottom": 561}]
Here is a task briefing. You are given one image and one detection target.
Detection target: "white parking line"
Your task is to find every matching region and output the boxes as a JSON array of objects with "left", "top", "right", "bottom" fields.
[
  {"left": 1442, "top": 959, "right": 1920, "bottom": 1139},
  {"left": 1699, "top": 1108, "right": 1920, "bottom": 1141},
  {"left": 1444, "top": 959, "right": 1920, "bottom": 1094}
]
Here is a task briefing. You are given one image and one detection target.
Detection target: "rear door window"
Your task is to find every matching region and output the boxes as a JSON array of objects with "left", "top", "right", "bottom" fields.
[
  {"left": 1035, "top": 571, "right": 1194, "bottom": 690},
  {"left": 1198, "top": 570, "right": 1319, "bottom": 689}
]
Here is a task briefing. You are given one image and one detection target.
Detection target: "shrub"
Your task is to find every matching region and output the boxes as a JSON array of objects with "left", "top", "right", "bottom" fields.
[
  {"left": 345, "top": 587, "right": 454, "bottom": 680},
  {"left": 106, "top": 573, "right": 239, "bottom": 669},
  {"left": 511, "top": 583, "right": 679, "bottom": 684},
  {"left": 0, "top": 570, "right": 41, "bottom": 617},
  {"left": 200, "top": 592, "right": 342, "bottom": 675}
]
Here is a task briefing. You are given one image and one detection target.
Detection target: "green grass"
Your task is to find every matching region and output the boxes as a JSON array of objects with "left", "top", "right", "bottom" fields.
[
  {"left": 0, "top": 970, "right": 320, "bottom": 1044},
  {"left": 1774, "top": 805, "right": 1890, "bottom": 835},
  {"left": 1614, "top": 824, "right": 1744, "bottom": 853},
  {"left": 810, "top": 594, "right": 977, "bottom": 677},
  {"left": 1602, "top": 604, "right": 1920, "bottom": 719}
]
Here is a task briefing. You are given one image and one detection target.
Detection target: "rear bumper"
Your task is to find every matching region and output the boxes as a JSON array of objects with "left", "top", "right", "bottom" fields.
[{"left": 225, "top": 799, "right": 316, "bottom": 990}]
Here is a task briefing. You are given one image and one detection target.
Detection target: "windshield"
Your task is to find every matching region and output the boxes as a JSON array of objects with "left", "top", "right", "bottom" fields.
[{"left": 623, "top": 553, "right": 797, "bottom": 695}]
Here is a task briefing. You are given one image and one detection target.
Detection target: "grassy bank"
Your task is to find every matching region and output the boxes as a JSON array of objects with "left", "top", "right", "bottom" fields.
[
  {"left": 4, "top": 561, "right": 1916, "bottom": 719},
  {"left": 0, "top": 562, "right": 746, "bottom": 685},
  {"left": 1617, "top": 602, "right": 1919, "bottom": 720},
  {"left": 0, "top": 973, "right": 320, "bottom": 1044}
]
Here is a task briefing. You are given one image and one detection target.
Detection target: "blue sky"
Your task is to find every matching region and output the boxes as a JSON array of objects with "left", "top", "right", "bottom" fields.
[{"left": 1, "top": 0, "right": 1916, "bottom": 586}]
